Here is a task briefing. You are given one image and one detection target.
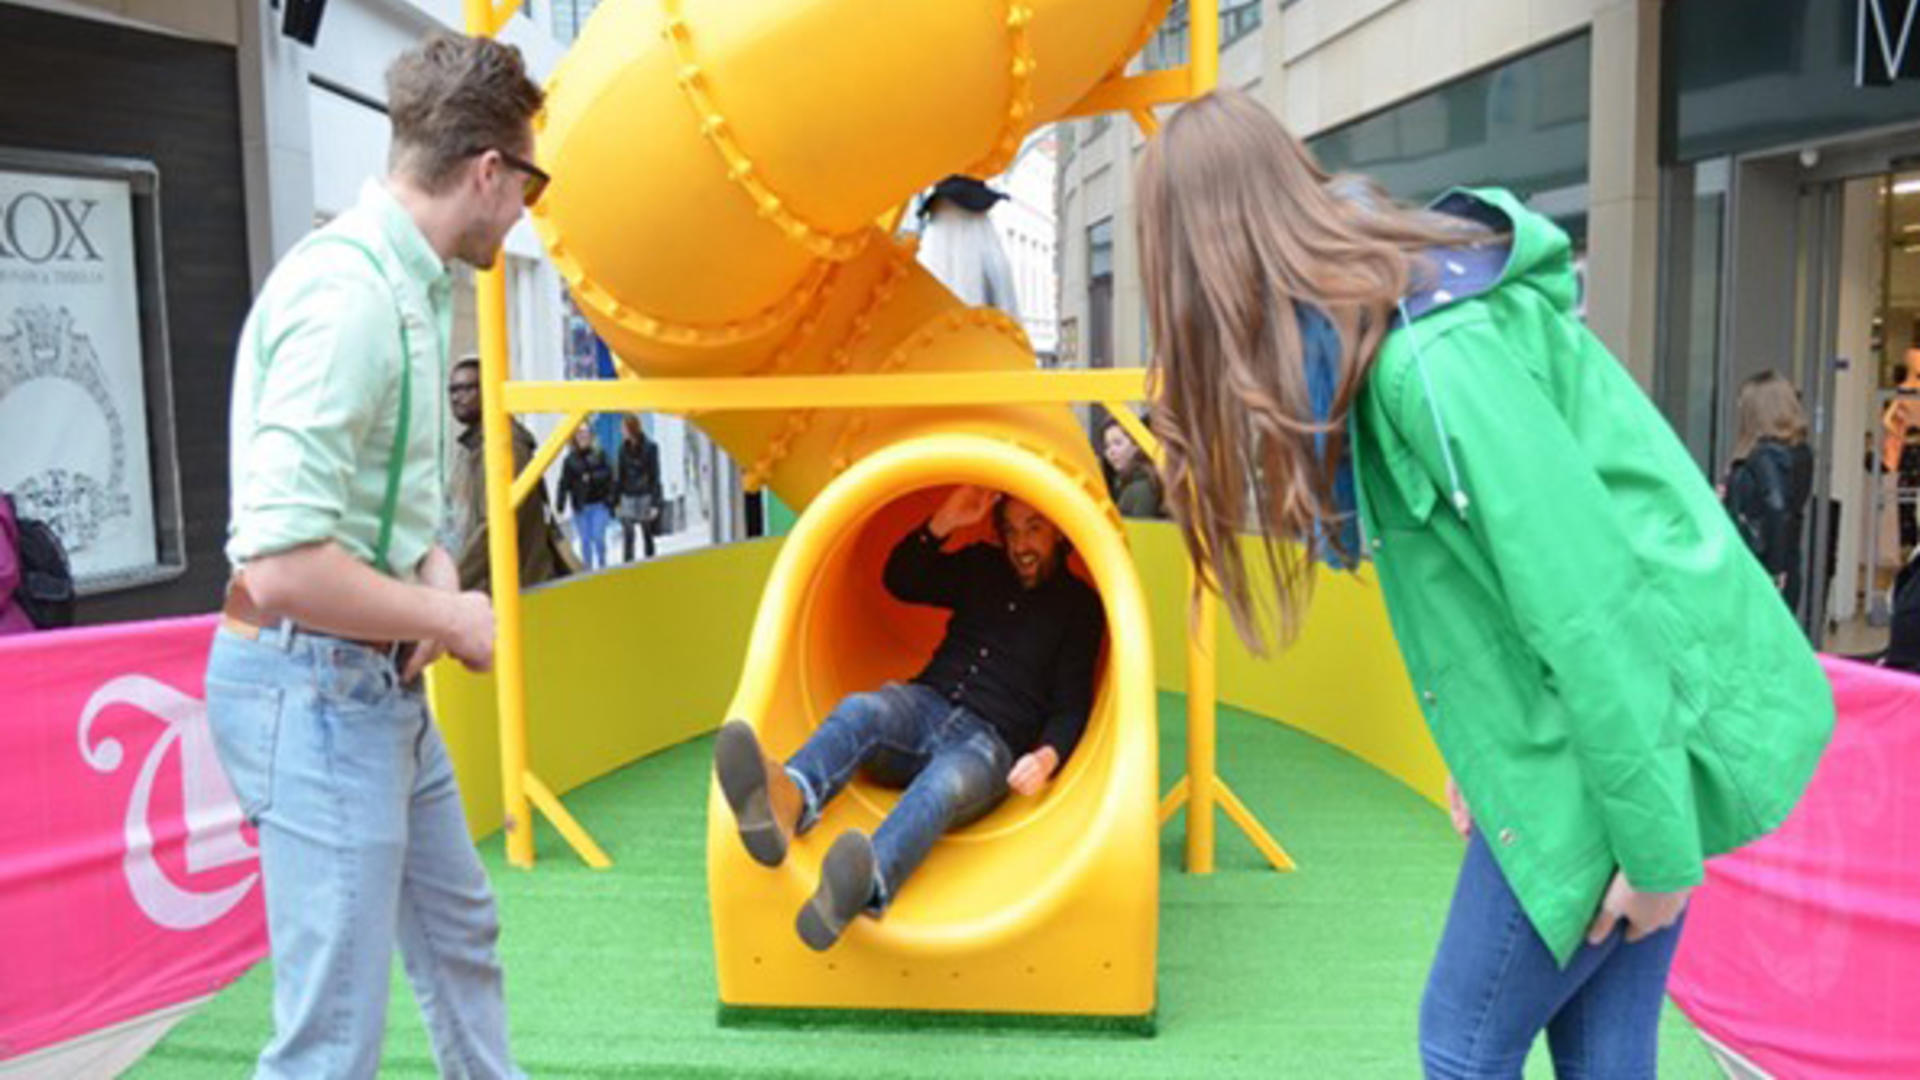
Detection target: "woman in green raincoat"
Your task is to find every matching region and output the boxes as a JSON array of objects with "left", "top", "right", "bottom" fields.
[{"left": 1134, "top": 89, "right": 1832, "bottom": 1079}]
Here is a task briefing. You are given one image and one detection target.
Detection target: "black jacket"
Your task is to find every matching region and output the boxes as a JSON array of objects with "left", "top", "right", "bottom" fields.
[
  {"left": 1726, "top": 439, "right": 1813, "bottom": 583},
  {"left": 558, "top": 446, "right": 615, "bottom": 514},
  {"left": 1109, "top": 464, "right": 1163, "bottom": 519},
  {"left": 617, "top": 437, "right": 662, "bottom": 499},
  {"left": 1887, "top": 554, "right": 1920, "bottom": 674},
  {"left": 884, "top": 524, "right": 1105, "bottom": 761}
]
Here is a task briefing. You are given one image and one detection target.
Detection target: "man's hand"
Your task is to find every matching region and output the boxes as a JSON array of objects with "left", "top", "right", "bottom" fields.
[
  {"left": 436, "top": 590, "right": 497, "bottom": 674},
  {"left": 930, "top": 485, "right": 1001, "bottom": 539},
  {"left": 403, "top": 547, "right": 459, "bottom": 682},
  {"left": 1445, "top": 774, "right": 1472, "bottom": 839},
  {"left": 1007, "top": 746, "right": 1061, "bottom": 796},
  {"left": 1586, "top": 870, "right": 1691, "bottom": 946}
]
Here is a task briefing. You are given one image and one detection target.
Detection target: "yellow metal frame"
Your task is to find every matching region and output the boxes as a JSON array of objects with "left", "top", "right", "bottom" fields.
[
  {"left": 1105, "top": 399, "right": 1292, "bottom": 875},
  {"left": 467, "top": 0, "right": 1279, "bottom": 877}
]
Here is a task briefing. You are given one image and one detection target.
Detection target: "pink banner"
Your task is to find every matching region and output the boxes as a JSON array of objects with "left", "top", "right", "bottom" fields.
[
  {"left": 0, "top": 614, "right": 264, "bottom": 1060},
  {"left": 1670, "top": 657, "right": 1920, "bottom": 1078}
]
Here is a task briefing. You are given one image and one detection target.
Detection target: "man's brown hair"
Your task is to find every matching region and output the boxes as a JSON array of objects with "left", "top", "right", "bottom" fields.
[{"left": 386, "top": 34, "right": 543, "bottom": 193}]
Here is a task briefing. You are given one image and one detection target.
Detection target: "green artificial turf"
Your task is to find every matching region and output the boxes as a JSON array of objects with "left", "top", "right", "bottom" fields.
[{"left": 129, "top": 695, "right": 1720, "bottom": 1078}]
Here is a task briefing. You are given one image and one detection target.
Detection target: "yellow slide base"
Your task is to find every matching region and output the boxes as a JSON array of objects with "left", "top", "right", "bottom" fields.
[{"left": 708, "top": 433, "right": 1157, "bottom": 1017}]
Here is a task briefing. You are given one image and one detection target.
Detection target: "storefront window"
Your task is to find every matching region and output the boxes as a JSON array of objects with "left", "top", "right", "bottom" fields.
[
  {"left": 551, "top": 0, "right": 604, "bottom": 45},
  {"left": 1666, "top": 0, "right": 1920, "bottom": 164},
  {"left": 1655, "top": 159, "right": 1732, "bottom": 471},
  {"left": 1307, "top": 33, "right": 1591, "bottom": 219},
  {"left": 1144, "top": 0, "right": 1263, "bottom": 70}
]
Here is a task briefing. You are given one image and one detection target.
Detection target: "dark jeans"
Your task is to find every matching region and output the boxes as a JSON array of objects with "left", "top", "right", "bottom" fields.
[
  {"left": 620, "top": 518, "right": 655, "bottom": 560},
  {"left": 784, "top": 682, "right": 1013, "bottom": 911},
  {"left": 1419, "top": 830, "right": 1685, "bottom": 1079}
]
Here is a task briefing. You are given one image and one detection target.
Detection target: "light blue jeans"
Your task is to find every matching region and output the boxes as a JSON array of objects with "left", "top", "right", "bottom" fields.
[
  {"left": 205, "top": 625, "right": 521, "bottom": 1079},
  {"left": 574, "top": 502, "right": 610, "bottom": 569}
]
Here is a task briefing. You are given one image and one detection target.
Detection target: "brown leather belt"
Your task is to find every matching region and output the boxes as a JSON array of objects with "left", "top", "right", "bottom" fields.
[{"left": 220, "top": 581, "right": 400, "bottom": 654}]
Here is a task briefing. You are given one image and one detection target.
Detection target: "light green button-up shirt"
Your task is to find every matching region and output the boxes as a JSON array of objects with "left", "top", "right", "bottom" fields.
[{"left": 227, "top": 180, "right": 454, "bottom": 576}]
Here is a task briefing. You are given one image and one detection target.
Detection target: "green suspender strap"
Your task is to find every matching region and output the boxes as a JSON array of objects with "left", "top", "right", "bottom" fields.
[{"left": 254, "top": 234, "right": 414, "bottom": 575}]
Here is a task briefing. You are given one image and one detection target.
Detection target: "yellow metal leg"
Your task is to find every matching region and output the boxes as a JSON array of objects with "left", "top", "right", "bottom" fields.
[
  {"left": 510, "top": 410, "right": 587, "bottom": 509},
  {"left": 466, "top": 0, "right": 607, "bottom": 873},
  {"left": 1159, "top": 775, "right": 1190, "bottom": 825},
  {"left": 1189, "top": 0, "right": 1219, "bottom": 97},
  {"left": 1165, "top": 569, "right": 1294, "bottom": 874},
  {"left": 1185, "top": 578, "right": 1217, "bottom": 874},
  {"left": 474, "top": 258, "right": 538, "bottom": 868},
  {"left": 524, "top": 771, "right": 613, "bottom": 869},
  {"left": 1216, "top": 781, "right": 1295, "bottom": 872}
]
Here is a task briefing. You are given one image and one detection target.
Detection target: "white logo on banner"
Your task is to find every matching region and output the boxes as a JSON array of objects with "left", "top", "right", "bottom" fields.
[{"left": 78, "top": 676, "right": 258, "bottom": 930}]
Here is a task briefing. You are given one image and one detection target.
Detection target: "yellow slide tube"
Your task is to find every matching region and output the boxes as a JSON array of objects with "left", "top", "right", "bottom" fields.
[{"left": 530, "top": 0, "right": 1172, "bottom": 1018}]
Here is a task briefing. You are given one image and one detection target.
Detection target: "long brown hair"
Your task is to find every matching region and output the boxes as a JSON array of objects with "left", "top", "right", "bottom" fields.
[
  {"left": 1731, "top": 371, "right": 1808, "bottom": 461},
  {"left": 1136, "top": 89, "right": 1484, "bottom": 653}
]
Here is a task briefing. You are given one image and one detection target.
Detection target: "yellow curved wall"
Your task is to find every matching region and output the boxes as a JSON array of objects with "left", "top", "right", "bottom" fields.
[{"left": 430, "top": 522, "right": 1443, "bottom": 846}]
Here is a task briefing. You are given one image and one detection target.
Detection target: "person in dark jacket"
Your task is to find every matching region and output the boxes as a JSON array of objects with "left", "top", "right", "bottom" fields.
[
  {"left": 1884, "top": 551, "right": 1920, "bottom": 674},
  {"left": 615, "top": 414, "right": 664, "bottom": 560},
  {"left": 557, "top": 424, "right": 615, "bottom": 570},
  {"left": 1724, "top": 371, "right": 1815, "bottom": 612},
  {"left": 1101, "top": 417, "right": 1163, "bottom": 518},
  {"left": 0, "top": 493, "right": 35, "bottom": 636},
  {"left": 712, "top": 485, "right": 1105, "bottom": 952},
  {"left": 446, "top": 357, "right": 573, "bottom": 592}
]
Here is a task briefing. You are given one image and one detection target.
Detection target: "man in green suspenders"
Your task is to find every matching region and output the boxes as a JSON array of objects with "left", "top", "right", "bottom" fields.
[{"left": 206, "top": 34, "right": 547, "bottom": 1078}]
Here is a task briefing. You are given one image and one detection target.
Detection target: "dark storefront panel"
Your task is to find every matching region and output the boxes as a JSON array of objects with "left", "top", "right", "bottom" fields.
[
  {"left": 1667, "top": 0, "right": 1920, "bottom": 163},
  {"left": 0, "top": 5, "right": 250, "bottom": 623}
]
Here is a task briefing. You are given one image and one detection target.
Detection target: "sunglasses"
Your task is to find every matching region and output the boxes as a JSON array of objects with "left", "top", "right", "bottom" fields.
[{"left": 471, "top": 146, "right": 550, "bottom": 207}]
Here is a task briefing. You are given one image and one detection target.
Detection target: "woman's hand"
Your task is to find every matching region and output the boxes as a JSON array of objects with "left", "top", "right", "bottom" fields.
[{"left": 1587, "top": 871, "right": 1691, "bottom": 945}]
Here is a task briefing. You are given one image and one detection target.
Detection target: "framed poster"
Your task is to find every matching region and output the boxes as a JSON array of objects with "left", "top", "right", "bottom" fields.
[{"left": 0, "top": 150, "right": 183, "bottom": 593}]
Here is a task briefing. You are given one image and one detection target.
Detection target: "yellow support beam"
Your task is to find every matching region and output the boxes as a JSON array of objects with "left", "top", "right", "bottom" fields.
[
  {"left": 510, "top": 410, "right": 588, "bottom": 511},
  {"left": 501, "top": 368, "right": 1152, "bottom": 416},
  {"left": 524, "top": 771, "right": 613, "bottom": 869},
  {"left": 1102, "top": 400, "right": 1162, "bottom": 467},
  {"left": 466, "top": 0, "right": 608, "bottom": 872},
  {"left": 465, "top": 0, "right": 519, "bottom": 37},
  {"left": 1186, "top": 574, "right": 1219, "bottom": 874},
  {"left": 1189, "top": 0, "right": 1220, "bottom": 97},
  {"left": 1060, "top": 69, "right": 1191, "bottom": 120},
  {"left": 1218, "top": 782, "right": 1296, "bottom": 872},
  {"left": 1158, "top": 775, "right": 1190, "bottom": 826},
  {"left": 1059, "top": 0, "right": 1215, "bottom": 124}
]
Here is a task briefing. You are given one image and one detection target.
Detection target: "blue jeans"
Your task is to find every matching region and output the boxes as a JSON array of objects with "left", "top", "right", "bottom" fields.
[
  {"left": 1419, "top": 830, "right": 1685, "bottom": 1079},
  {"left": 575, "top": 502, "right": 610, "bottom": 569},
  {"left": 205, "top": 626, "right": 521, "bottom": 1079},
  {"left": 785, "top": 683, "right": 1013, "bottom": 911}
]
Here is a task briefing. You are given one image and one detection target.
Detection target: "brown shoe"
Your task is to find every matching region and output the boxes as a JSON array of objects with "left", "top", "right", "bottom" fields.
[
  {"left": 796, "top": 830, "right": 876, "bottom": 952},
  {"left": 714, "top": 720, "right": 802, "bottom": 868}
]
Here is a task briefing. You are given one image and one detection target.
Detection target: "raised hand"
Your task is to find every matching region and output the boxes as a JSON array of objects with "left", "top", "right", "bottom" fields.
[{"left": 930, "top": 485, "right": 1002, "bottom": 538}]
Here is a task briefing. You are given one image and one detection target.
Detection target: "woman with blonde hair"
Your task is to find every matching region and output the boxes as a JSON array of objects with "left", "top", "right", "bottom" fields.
[
  {"left": 1134, "top": 88, "right": 1832, "bottom": 1078},
  {"left": 1724, "top": 371, "right": 1813, "bottom": 608}
]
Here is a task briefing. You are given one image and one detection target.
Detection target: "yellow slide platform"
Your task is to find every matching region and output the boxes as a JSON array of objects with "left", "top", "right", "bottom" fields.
[{"left": 529, "top": 0, "right": 1173, "bottom": 1018}]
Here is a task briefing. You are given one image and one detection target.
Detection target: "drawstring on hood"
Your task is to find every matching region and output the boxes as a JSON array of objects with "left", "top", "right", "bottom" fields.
[{"left": 1395, "top": 297, "right": 1471, "bottom": 519}]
